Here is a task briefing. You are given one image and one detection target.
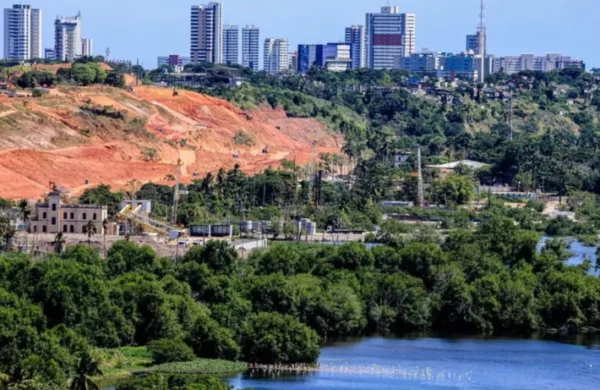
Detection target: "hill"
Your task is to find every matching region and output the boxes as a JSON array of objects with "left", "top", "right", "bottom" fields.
[{"left": 0, "top": 85, "right": 342, "bottom": 199}]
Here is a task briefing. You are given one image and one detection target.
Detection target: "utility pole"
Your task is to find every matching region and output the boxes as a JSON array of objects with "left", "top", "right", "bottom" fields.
[
  {"left": 417, "top": 146, "right": 425, "bottom": 208},
  {"left": 171, "top": 159, "right": 182, "bottom": 225}
]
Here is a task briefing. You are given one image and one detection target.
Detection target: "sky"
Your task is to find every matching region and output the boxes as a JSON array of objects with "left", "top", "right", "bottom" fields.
[{"left": 5, "top": 0, "right": 599, "bottom": 69}]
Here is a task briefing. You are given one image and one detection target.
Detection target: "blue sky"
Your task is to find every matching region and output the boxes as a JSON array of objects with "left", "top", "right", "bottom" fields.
[{"left": 9, "top": 0, "right": 598, "bottom": 69}]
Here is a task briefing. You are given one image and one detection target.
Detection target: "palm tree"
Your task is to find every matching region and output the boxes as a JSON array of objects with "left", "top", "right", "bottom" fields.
[
  {"left": 18, "top": 199, "right": 31, "bottom": 253},
  {"left": 84, "top": 221, "right": 95, "bottom": 247},
  {"left": 68, "top": 352, "right": 102, "bottom": 390},
  {"left": 102, "top": 219, "right": 108, "bottom": 257},
  {"left": 51, "top": 232, "right": 66, "bottom": 254}
]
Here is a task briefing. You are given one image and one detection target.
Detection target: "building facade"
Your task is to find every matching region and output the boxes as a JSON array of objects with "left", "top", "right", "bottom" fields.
[
  {"left": 44, "top": 47, "right": 56, "bottom": 61},
  {"left": 81, "top": 38, "right": 93, "bottom": 57},
  {"left": 438, "top": 52, "right": 478, "bottom": 81},
  {"left": 297, "top": 44, "right": 324, "bottom": 72},
  {"left": 54, "top": 13, "right": 82, "bottom": 62},
  {"left": 29, "top": 191, "right": 108, "bottom": 235},
  {"left": 366, "top": 5, "right": 416, "bottom": 70},
  {"left": 396, "top": 51, "right": 439, "bottom": 74},
  {"left": 264, "top": 38, "right": 289, "bottom": 74},
  {"left": 242, "top": 25, "right": 259, "bottom": 71},
  {"left": 3, "top": 4, "right": 42, "bottom": 60},
  {"left": 323, "top": 43, "right": 352, "bottom": 72},
  {"left": 190, "top": 2, "right": 222, "bottom": 64},
  {"left": 492, "top": 53, "right": 585, "bottom": 75},
  {"left": 345, "top": 25, "right": 366, "bottom": 69},
  {"left": 157, "top": 54, "right": 191, "bottom": 68},
  {"left": 223, "top": 24, "right": 239, "bottom": 65},
  {"left": 466, "top": 31, "right": 486, "bottom": 55}
]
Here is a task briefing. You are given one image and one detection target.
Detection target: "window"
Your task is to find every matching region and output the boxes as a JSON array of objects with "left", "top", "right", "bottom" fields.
[
  {"left": 42, "top": 226, "right": 46, "bottom": 233},
  {"left": 33, "top": 226, "right": 38, "bottom": 233},
  {"left": 63, "top": 212, "right": 67, "bottom": 219},
  {"left": 82, "top": 225, "right": 87, "bottom": 234},
  {"left": 42, "top": 212, "right": 47, "bottom": 219},
  {"left": 63, "top": 225, "right": 67, "bottom": 233},
  {"left": 52, "top": 204, "right": 56, "bottom": 211},
  {"left": 82, "top": 213, "right": 87, "bottom": 220},
  {"left": 51, "top": 217, "right": 56, "bottom": 225},
  {"left": 93, "top": 213, "right": 97, "bottom": 220},
  {"left": 70, "top": 225, "right": 74, "bottom": 233},
  {"left": 70, "top": 212, "right": 74, "bottom": 219}
]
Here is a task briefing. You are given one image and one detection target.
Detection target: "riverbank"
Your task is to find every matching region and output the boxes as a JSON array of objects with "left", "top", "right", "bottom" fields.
[{"left": 96, "top": 347, "right": 245, "bottom": 381}]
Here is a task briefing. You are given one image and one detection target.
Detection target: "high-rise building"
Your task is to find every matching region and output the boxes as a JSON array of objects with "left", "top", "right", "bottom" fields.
[
  {"left": 81, "top": 38, "right": 93, "bottom": 57},
  {"left": 289, "top": 51, "right": 298, "bottom": 72},
  {"left": 365, "top": 5, "right": 416, "bottom": 69},
  {"left": 242, "top": 25, "right": 259, "bottom": 71},
  {"left": 223, "top": 25, "right": 239, "bottom": 65},
  {"left": 190, "top": 2, "right": 222, "bottom": 64},
  {"left": 3, "top": 4, "right": 42, "bottom": 60},
  {"left": 297, "top": 44, "right": 324, "bottom": 73},
  {"left": 264, "top": 38, "right": 289, "bottom": 74},
  {"left": 55, "top": 13, "right": 82, "bottom": 62},
  {"left": 345, "top": 25, "right": 366, "bottom": 69}
]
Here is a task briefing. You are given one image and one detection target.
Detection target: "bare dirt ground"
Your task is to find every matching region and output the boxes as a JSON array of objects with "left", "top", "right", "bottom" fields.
[{"left": 0, "top": 85, "right": 344, "bottom": 200}]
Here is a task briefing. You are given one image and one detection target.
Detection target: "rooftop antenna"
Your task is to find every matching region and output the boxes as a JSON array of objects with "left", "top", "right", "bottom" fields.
[
  {"left": 417, "top": 146, "right": 425, "bottom": 208},
  {"left": 477, "top": 0, "right": 486, "bottom": 83},
  {"left": 105, "top": 47, "right": 111, "bottom": 61}
]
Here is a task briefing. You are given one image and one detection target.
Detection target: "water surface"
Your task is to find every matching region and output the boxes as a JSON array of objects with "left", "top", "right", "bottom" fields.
[{"left": 230, "top": 337, "right": 600, "bottom": 390}]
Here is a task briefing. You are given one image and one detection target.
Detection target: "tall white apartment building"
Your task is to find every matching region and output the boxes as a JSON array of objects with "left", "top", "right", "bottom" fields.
[
  {"left": 264, "top": 38, "right": 289, "bottom": 74},
  {"left": 55, "top": 13, "right": 82, "bottom": 62},
  {"left": 81, "top": 38, "right": 93, "bottom": 57},
  {"left": 492, "top": 54, "right": 585, "bottom": 75},
  {"left": 366, "top": 5, "right": 416, "bottom": 70},
  {"left": 3, "top": 4, "right": 42, "bottom": 60},
  {"left": 242, "top": 25, "right": 260, "bottom": 71},
  {"left": 223, "top": 25, "right": 239, "bottom": 65},
  {"left": 190, "top": 2, "right": 223, "bottom": 64},
  {"left": 345, "top": 25, "right": 366, "bottom": 69}
]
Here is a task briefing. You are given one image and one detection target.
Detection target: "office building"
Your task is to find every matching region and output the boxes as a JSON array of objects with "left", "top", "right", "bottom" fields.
[
  {"left": 297, "top": 44, "right": 324, "bottom": 72},
  {"left": 323, "top": 43, "right": 352, "bottom": 72},
  {"left": 54, "top": 13, "right": 82, "bottom": 62},
  {"left": 466, "top": 31, "right": 486, "bottom": 55},
  {"left": 44, "top": 47, "right": 56, "bottom": 61},
  {"left": 366, "top": 5, "right": 416, "bottom": 69},
  {"left": 3, "top": 4, "right": 42, "bottom": 60},
  {"left": 190, "top": 2, "right": 222, "bottom": 64},
  {"left": 158, "top": 55, "right": 192, "bottom": 68},
  {"left": 289, "top": 51, "right": 298, "bottom": 72},
  {"left": 396, "top": 51, "right": 439, "bottom": 74},
  {"left": 492, "top": 54, "right": 585, "bottom": 75},
  {"left": 345, "top": 25, "right": 366, "bottom": 69},
  {"left": 438, "top": 52, "right": 479, "bottom": 81},
  {"left": 81, "top": 38, "right": 93, "bottom": 57},
  {"left": 223, "top": 24, "right": 239, "bottom": 65},
  {"left": 242, "top": 25, "right": 259, "bottom": 71},
  {"left": 264, "top": 38, "right": 289, "bottom": 74}
]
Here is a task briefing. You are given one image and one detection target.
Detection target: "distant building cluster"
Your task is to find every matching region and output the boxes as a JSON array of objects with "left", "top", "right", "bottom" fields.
[
  {"left": 2, "top": 2, "right": 587, "bottom": 78},
  {"left": 3, "top": 4, "right": 93, "bottom": 62}
]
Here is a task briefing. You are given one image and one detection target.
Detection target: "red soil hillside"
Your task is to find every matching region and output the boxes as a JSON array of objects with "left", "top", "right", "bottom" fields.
[{"left": 0, "top": 85, "right": 343, "bottom": 200}]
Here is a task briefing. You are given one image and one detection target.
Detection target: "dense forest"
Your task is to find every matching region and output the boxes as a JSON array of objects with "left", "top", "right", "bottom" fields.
[{"left": 1, "top": 214, "right": 600, "bottom": 388}]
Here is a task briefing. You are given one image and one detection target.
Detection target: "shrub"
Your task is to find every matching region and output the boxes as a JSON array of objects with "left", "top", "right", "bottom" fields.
[
  {"left": 233, "top": 130, "right": 256, "bottom": 146},
  {"left": 148, "top": 339, "right": 195, "bottom": 365}
]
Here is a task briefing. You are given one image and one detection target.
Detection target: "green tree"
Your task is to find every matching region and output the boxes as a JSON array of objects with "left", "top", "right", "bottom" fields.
[
  {"left": 148, "top": 339, "right": 195, "bottom": 365},
  {"left": 240, "top": 312, "right": 320, "bottom": 364},
  {"left": 68, "top": 351, "right": 102, "bottom": 390}
]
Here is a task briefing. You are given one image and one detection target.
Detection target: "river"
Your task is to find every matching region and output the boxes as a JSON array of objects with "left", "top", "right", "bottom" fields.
[
  {"left": 537, "top": 236, "right": 599, "bottom": 276},
  {"left": 229, "top": 336, "right": 600, "bottom": 390}
]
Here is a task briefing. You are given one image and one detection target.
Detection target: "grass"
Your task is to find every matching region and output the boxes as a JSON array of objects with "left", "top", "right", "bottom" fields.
[
  {"left": 97, "top": 347, "right": 246, "bottom": 380},
  {"left": 148, "top": 359, "right": 246, "bottom": 375}
]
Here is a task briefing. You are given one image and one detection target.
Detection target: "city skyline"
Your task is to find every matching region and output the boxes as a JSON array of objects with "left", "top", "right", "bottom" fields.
[{"left": 1, "top": 0, "right": 598, "bottom": 69}]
